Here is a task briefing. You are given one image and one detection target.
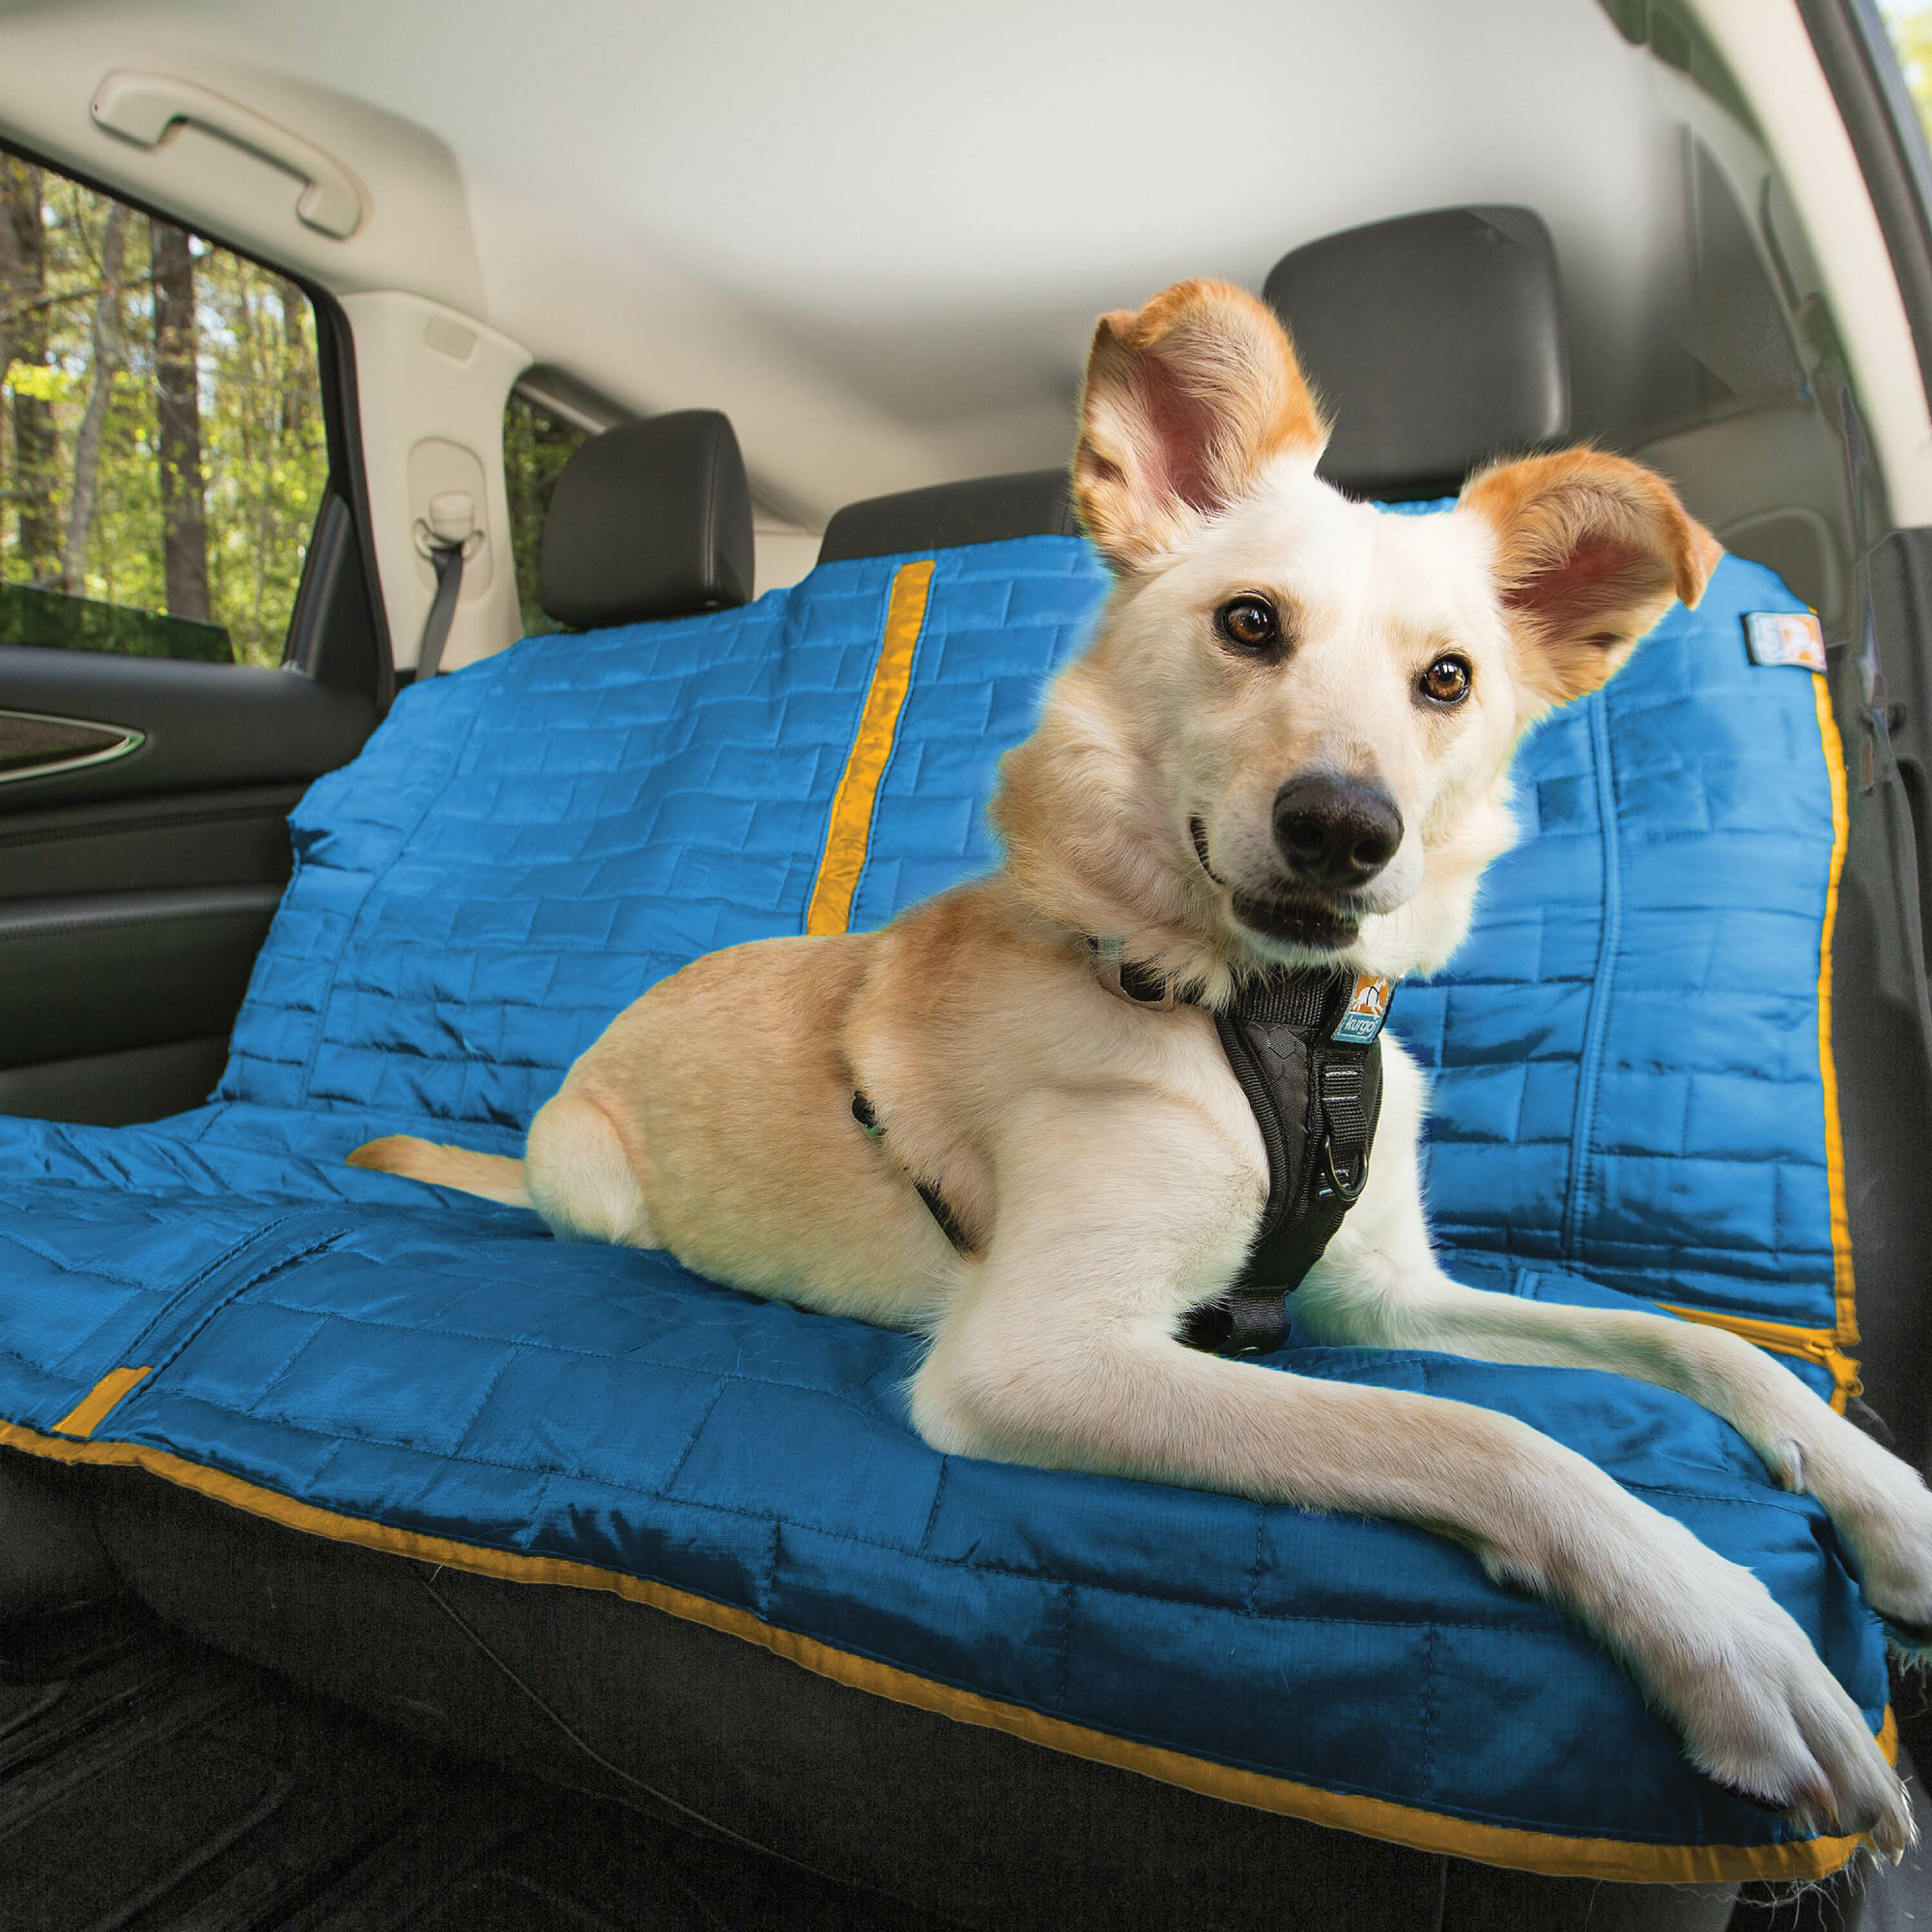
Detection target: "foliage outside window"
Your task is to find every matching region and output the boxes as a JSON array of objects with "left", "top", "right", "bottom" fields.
[
  {"left": 0, "top": 151, "right": 328, "bottom": 667},
  {"left": 1881, "top": 4, "right": 1932, "bottom": 149},
  {"left": 502, "top": 387, "right": 592, "bottom": 638}
]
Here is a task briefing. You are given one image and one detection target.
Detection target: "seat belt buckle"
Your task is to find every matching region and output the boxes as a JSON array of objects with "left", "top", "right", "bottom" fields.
[{"left": 413, "top": 490, "right": 484, "bottom": 564}]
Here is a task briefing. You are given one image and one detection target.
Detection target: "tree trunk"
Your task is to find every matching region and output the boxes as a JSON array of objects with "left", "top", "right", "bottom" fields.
[
  {"left": 2, "top": 159, "right": 61, "bottom": 587},
  {"left": 61, "top": 200, "right": 129, "bottom": 596},
  {"left": 277, "top": 274, "right": 309, "bottom": 445},
  {"left": 0, "top": 171, "right": 14, "bottom": 544},
  {"left": 151, "top": 216, "right": 210, "bottom": 622}
]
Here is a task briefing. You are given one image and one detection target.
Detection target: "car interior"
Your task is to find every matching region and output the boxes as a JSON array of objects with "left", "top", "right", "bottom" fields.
[{"left": 1, "top": 1, "right": 1931, "bottom": 1927}]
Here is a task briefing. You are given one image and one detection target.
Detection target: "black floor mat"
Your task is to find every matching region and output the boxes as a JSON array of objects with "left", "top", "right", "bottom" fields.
[{"left": 0, "top": 1600, "right": 954, "bottom": 1932}]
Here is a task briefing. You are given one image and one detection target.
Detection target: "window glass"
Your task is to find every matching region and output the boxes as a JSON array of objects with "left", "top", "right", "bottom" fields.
[
  {"left": 0, "top": 149, "right": 328, "bottom": 667},
  {"left": 1879, "top": 3, "right": 1932, "bottom": 147},
  {"left": 502, "top": 387, "right": 592, "bottom": 636}
]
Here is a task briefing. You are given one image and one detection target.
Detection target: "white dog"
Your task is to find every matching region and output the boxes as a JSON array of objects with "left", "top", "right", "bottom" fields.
[{"left": 355, "top": 279, "right": 1924, "bottom": 1859}]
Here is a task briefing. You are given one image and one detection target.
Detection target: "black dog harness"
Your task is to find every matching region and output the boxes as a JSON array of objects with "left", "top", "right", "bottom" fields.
[
  {"left": 853, "top": 946, "right": 1394, "bottom": 1358},
  {"left": 1167, "top": 961, "right": 1393, "bottom": 1353}
]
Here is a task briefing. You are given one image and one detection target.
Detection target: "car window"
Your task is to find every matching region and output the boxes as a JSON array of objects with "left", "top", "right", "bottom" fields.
[
  {"left": 502, "top": 385, "right": 592, "bottom": 637},
  {"left": 1878, "top": 3, "right": 1932, "bottom": 144},
  {"left": 0, "top": 147, "right": 327, "bottom": 668}
]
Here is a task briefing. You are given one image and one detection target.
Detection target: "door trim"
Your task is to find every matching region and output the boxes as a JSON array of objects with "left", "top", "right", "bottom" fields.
[{"left": 0, "top": 708, "right": 146, "bottom": 787}]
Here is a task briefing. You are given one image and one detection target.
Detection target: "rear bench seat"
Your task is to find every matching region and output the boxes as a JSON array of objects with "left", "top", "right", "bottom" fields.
[{"left": 0, "top": 211, "right": 1899, "bottom": 1930}]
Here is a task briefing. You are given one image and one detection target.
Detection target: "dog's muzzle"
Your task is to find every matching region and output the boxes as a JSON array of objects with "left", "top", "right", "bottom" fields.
[{"left": 1189, "top": 811, "right": 1371, "bottom": 953}]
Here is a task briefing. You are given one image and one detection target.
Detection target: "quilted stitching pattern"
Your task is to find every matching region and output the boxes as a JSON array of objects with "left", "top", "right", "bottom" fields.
[
  {"left": 0, "top": 1192, "right": 1881, "bottom": 1853},
  {"left": 0, "top": 533, "right": 1870, "bottom": 1859},
  {"left": 1395, "top": 558, "right": 1841, "bottom": 1327},
  {"left": 218, "top": 545, "right": 1103, "bottom": 1137}
]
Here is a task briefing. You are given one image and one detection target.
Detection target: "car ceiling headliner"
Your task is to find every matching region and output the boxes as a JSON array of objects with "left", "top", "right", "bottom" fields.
[{"left": 0, "top": 0, "right": 1706, "bottom": 524}]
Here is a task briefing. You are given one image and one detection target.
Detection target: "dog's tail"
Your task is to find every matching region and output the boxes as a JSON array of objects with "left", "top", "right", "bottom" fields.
[{"left": 346, "top": 1135, "right": 531, "bottom": 1208}]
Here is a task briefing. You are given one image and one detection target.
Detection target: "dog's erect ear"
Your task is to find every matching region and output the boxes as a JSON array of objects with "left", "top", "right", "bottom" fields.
[
  {"left": 1072, "top": 279, "right": 1327, "bottom": 571},
  {"left": 1461, "top": 448, "right": 1723, "bottom": 714}
]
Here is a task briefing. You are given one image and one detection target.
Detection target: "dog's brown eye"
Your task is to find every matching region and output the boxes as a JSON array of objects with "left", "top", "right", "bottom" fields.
[
  {"left": 1419, "top": 654, "right": 1472, "bottom": 706},
  {"left": 1215, "top": 596, "right": 1280, "bottom": 652}
]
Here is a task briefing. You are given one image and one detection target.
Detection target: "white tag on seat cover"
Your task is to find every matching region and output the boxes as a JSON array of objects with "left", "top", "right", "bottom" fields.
[{"left": 1743, "top": 611, "right": 1826, "bottom": 671}]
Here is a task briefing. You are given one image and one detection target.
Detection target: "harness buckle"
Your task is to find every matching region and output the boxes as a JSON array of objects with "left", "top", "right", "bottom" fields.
[
  {"left": 1321, "top": 1130, "right": 1368, "bottom": 1203},
  {"left": 1089, "top": 937, "right": 1176, "bottom": 1009}
]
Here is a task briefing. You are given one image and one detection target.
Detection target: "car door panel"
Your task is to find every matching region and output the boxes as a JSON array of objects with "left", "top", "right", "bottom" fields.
[
  {"left": 0, "top": 881, "right": 283, "bottom": 1063},
  {"left": 0, "top": 638, "right": 381, "bottom": 1125},
  {"left": 0, "top": 145, "right": 392, "bottom": 1128},
  {"left": 0, "top": 1036, "right": 232, "bottom": 1129},
  {"left": 0, "top": 649, "right": 374, "bottom": 813},
  {"left": 0, "top": 783, "right": 305, "bottom": 902}
]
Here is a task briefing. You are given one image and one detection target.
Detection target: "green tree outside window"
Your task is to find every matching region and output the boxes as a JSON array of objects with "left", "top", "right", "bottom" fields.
[
  {"left": 1879, "top": 3, "right": 1932, "bottom": 150},
  {"left": 0, "top": 152, "right": 329, "bottom": 667}
]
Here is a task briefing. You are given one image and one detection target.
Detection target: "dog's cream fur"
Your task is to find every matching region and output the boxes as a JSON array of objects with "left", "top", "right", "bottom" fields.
[{"left": 354, "top": 280, "right": 1926, "bottom": 1858}]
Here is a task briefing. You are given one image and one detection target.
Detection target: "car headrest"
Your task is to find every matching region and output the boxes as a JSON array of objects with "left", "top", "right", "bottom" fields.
[
  {"left": 817, "top": 468, "right": 1078, "bottom": 564},
  {"left": 539, "top": 410, "right": 755, "bottom": 628},
  {"left": 1263, "top": 206, "right": 1570, "bottom": 499}
]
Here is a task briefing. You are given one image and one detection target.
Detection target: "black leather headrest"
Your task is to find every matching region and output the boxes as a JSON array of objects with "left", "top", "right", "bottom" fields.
[
  {"left": 539, "top": 411, "right": 754, "bottom": 628},
  {"left": 818, "top": 468, "right": 1077, "bottom": 564},
  {"left": 1263, "top": 207, "right": 1570, "bottom": 498}
]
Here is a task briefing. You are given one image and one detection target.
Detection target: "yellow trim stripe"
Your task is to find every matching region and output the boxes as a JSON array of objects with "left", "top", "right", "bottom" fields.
[
  {"left": 805, "top": 560, "right": 935, "bottom": 935},
  {"left": 1811, "top": 672, "right": 1858, "bottom": 1352},
  {"left": 1656, "top": 1305, "right": 1862, "bottom": 1412},
  {"left": 1668, "top": 674, "right": 1864, "bottom": 1415},
  {"left": 0, "top": 1407, "right": 1891, "bottom": 1885},
  {"left": 52, "top": 1365, "right": 150, "bottom": 1438}
]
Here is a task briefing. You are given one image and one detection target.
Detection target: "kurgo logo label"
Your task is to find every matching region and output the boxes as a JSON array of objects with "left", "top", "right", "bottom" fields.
[
  {"left": 1743, "top": 611, "right": 1827, "bottom": 672},
  {"left": 1332, "top": 974, "right": 1392, "bottom": 1044}
]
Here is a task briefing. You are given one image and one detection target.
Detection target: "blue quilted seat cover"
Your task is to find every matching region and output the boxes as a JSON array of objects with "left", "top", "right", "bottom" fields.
[{"left": 0, "top": 533, "right": 1876, "bottom": 1882}]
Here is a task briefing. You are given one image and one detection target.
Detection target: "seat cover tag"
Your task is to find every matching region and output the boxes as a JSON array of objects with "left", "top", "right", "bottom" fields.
[{"left": 1744, "top": 610, "right": 1826, "bottom": 672}]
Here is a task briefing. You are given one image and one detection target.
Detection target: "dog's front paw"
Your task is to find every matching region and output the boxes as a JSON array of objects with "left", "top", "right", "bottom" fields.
[
  {"left": 1819, "top": 1447, "right": 1932, "bottom": 1653},
  {"left": 1644, "top": 1553, "right": 1912, "bottom": 1861}
]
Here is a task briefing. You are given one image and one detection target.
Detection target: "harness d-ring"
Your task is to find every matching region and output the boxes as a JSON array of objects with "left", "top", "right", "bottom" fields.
[{"left": 1322, "top": 1131, "right": 1368, "bottom": 1203}]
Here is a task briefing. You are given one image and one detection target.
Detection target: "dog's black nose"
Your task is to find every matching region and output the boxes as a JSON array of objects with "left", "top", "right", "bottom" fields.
[{"left": 1273, "top": 775, "right": 1403, "bottom": 887}]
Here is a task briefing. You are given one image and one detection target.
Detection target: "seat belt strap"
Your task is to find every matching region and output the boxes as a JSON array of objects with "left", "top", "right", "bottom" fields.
[
  {"left": 413, "top": 489, "right": 480, "bottom": 680},
  {"left": 415, "top": 540, "right": 466, "bottom": 681}
]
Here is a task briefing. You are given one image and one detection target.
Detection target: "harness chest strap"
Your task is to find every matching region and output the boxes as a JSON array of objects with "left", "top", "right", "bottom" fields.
[
  {"left": 849, "top": 1089, "right": 972, "bottom": 1253},
  {"left": 1174, "top": 961, "right": 1393, "bottom": 1353},
  {"left": 853, "top": 949, "right": 1396, "bottom": 1358}
]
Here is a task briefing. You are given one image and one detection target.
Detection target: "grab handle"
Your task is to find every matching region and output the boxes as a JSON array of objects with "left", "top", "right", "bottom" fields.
[{"left": 91, "top": 71, "right": 365, "bottom": 239}]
